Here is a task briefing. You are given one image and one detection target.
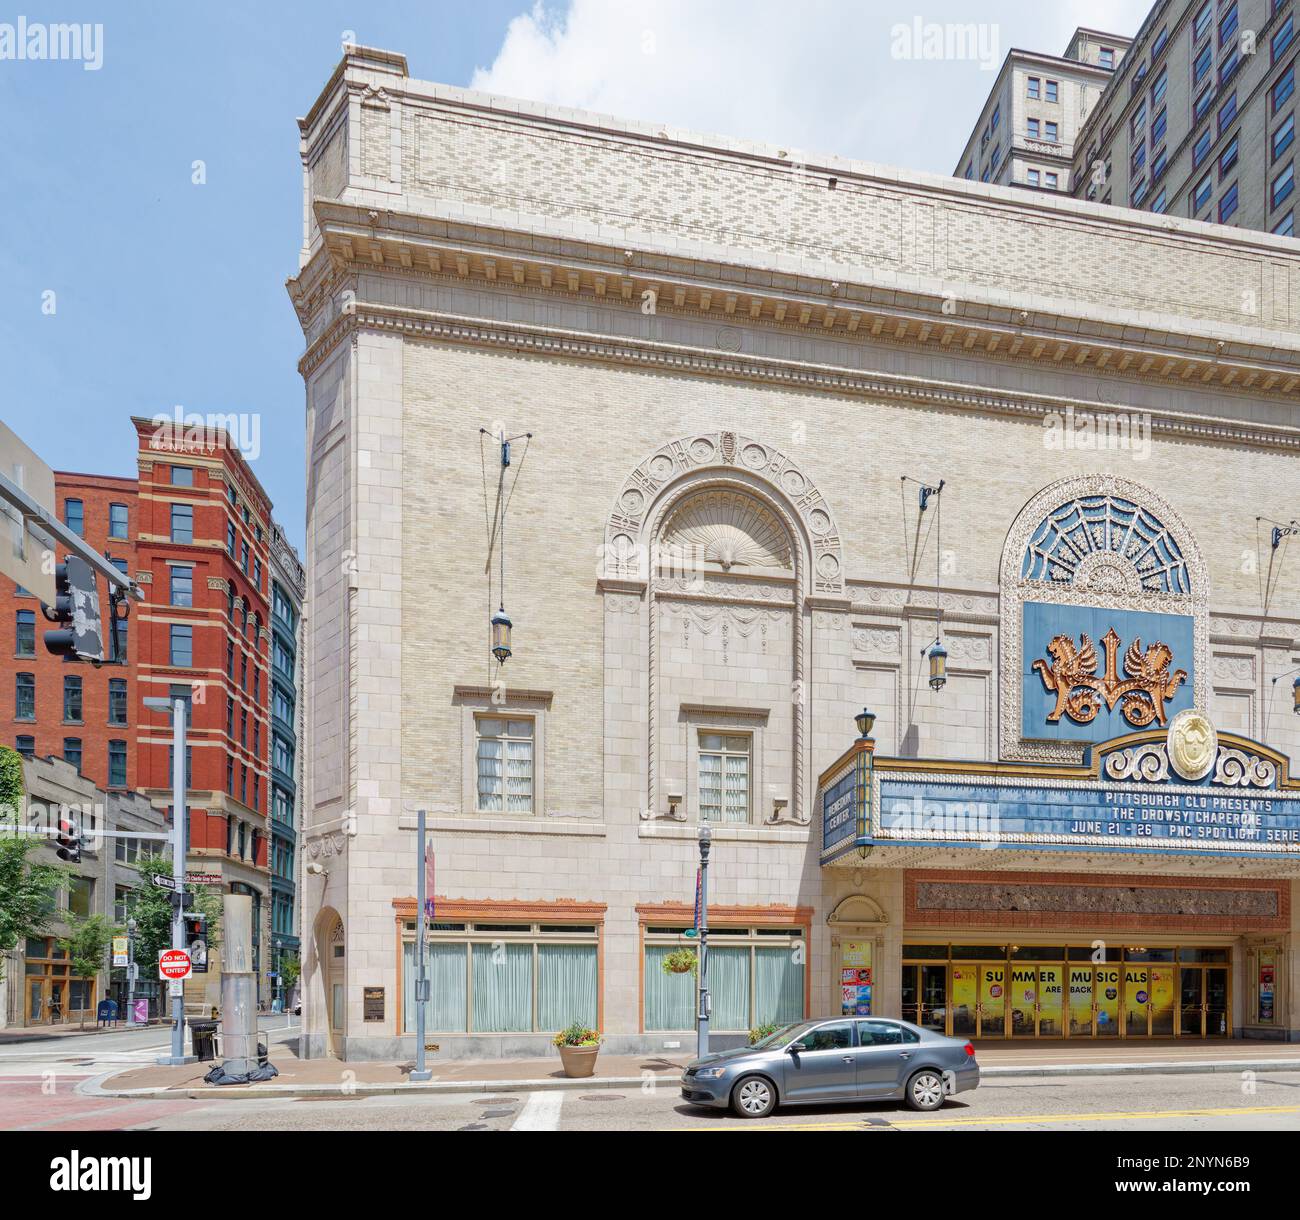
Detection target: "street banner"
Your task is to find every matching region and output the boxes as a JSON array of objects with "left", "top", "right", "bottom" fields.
[
  {"left": 423, "top": 844, "right": 435, "bottom": 922},
  {"left": 693, "top": 867, "right": 702, "bottom": 931},
  {"left": 112, "top": 935, "right": 129, "bottom": 966}
]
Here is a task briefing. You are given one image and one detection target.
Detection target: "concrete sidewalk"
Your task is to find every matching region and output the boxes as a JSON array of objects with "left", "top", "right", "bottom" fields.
[{"left": 83, "top": 1039, "right": 1300, "bottom": 1101}]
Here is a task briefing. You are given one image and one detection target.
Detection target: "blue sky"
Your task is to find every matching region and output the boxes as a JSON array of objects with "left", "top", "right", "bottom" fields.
[{"left": 0, "top": 1, "right": 1135, "bottom": 551}]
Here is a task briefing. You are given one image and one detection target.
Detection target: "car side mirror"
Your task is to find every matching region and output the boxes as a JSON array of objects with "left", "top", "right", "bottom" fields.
[{"left": 786, "top": 1043, "right": 801, "bottom": 1054}]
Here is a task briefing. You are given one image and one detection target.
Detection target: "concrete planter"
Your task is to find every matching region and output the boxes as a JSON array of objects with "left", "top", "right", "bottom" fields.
[{"left": 557, "top": 1044, "right": 600, "bottom": 1078}]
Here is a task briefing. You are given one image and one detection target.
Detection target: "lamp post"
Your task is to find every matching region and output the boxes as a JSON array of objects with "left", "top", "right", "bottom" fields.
[
  {"left": 273, "top": 937, "right": 283, "bottom": 1013},
  {"left": 696, "top": 820, "right": 712, "bottom": 1059},
  {"left": 855, "top": 707, "right": 877, "bottom": 741},
  {"left": 125, "top": 917, "right": 137, "bottom": 1026},
  {"left": 143, "top": 695, "right": 193, "bottom": 1065}
]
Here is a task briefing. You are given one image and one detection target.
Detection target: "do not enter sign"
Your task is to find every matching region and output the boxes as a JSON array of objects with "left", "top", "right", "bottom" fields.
[{"left": 158, "top": 949, "right": 193, "bottom": 981}]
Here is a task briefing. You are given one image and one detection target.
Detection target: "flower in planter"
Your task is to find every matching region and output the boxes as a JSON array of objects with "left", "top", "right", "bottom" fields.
[
  {"left": 749, "top": 1021, "right": 781, "bottom": 1045},
  {"left": 661, "top": 947, "right": 698, "bottom": 976},
  {"left": 553, "top": 1020, "right": 602, "bottom": 1049}
]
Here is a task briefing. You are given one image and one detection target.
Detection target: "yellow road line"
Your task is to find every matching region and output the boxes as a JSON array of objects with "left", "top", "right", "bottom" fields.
[{"left": 688, "top": 1104, "right": 1300, "bottom": 1132}]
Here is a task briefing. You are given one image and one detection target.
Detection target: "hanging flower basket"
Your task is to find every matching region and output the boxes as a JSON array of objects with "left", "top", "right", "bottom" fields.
[{"left": 662, "top": 947, "right": 698, "bottom": 976}]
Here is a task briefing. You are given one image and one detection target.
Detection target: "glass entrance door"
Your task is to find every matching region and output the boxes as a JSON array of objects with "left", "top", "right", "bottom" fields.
[
  {"left": 900, "top": 964, "right": 947, "bottom": 1033},
  {"left": 1179, "top": 968, "right": 1204, "bottom": 1036}
]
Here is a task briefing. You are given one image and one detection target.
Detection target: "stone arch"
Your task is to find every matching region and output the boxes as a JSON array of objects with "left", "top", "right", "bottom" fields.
[
  {"left": 309, "top": 906, "right": 345, "bottom": 1058},
  {"left": 827, "top": 894, "right": 889, "bottom": 927},
  {"left": 603, "top": 431, "right": 844, "bottom": 595},
  {"left": 604, "top": 433, "right": 846, "bottom": 827},
  {"left": 998, "top": 474, "right": 1209, "bottom": 763}
]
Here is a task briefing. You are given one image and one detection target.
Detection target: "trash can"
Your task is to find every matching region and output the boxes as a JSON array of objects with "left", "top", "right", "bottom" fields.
[{"left": 190, "top": 1019, "right": 219, "bottom": 1062}]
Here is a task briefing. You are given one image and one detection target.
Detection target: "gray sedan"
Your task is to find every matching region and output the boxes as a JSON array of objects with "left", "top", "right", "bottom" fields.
[{"left": 679, "top": 1017, "right": 979, "bottom": 1118}]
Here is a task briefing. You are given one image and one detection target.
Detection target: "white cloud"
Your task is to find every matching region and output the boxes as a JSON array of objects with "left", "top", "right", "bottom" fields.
[{"left": 470, "top": 0, "right": 1142, "bottom": 175}]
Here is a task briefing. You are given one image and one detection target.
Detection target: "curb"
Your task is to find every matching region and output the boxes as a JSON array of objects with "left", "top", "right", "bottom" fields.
[{"left": 79, "top": 1057, "right": 1300, "bottom": 1101}]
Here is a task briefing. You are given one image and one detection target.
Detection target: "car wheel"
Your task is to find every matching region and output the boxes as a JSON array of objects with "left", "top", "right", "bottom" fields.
[
  {"left": 731, "top": 1074, "right": 777, "bottom": 1119},
  {"left": 904, "top": 1069, "right": 947, "bottom": 1112}
]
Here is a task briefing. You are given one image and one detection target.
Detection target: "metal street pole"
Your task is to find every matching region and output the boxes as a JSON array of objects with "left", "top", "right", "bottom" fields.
[
  {"left": 126, "top": 918, "right": 137, "bottom": 1025},
  {"left": 411, "top": 809, "right": 432, "bottom": 1081},
  {"left": 145, "top": 696, "right": 192, "bottom": 1065},
  {"left": 697, "top": 822, "right": 711, "bottom": 1059}
]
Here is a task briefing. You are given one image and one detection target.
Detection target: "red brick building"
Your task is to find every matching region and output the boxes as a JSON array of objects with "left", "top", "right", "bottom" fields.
[
  {"left": 4, "top": 472, "right": 137, "bottom": 789},
  {"left": 4, "top": 418, "right": 278, "bottom": 1002}
]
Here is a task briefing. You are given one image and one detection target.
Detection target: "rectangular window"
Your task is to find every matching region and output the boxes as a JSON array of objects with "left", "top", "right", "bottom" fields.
[
  {"left": 68, "top": 876, "right": 93, "bottom": 919},
  {"left": 1275, "top": 65, "right": 1296, "bottom": 114},
  {"left": 108, "top": 503, "right": 128, "bottom": 539},
  {"left": 1045, "top": 79, "right": 1058, "bottom": 102},
  {"left": 15, "top": 609, "right": 35, "bottom": 656},
  {"left": 63, "top": 675, "right": 82, "bottom": 722},
  {"left": 109, "top": 678, "right": 128, "bottom": 725},
  {"left": 1220, "top": 133, "right": 1239, "bottom": 176},
  {"left": 1220, "top": 181, "right": 1239, "bottom": 222},
  {"left": 1219, "top": 3, "right": 1238, "bottom": 48},
  {"left": 227, "top": 521, "right": 236, "bottom": 555},
  {"left": 108, "top": 740, "right": 127, "bottom": 787},
  {"left": 1130, "top": 177, "right": 1149, "bottom": 206},
  {"left": 16, "top": 672, "right": 34, "bottom": 720},
  {"left": 168, "top": 683, "right": 193, "bottom": 726},
  {"left": 1152, "top": 26, "right": 1168, "bottom": 58},
  {"left": 1193, "top": 127, "right": 1212, "bottom": 167},
  {"left": 1151, "top": 187, "right": 1168, "bottom": 214},
  {"left": 1100, "top": 47, "right": 1114, "bottom": 69},
  {"left": 991, "top": 102, "right": 1000, "bottom": 131},
  {"left": 169, "top": 745, "right": 193, "bottom": 790},
  {"left": 115, "top": 836, "right": 139, "bottom": 865},
  {"left": 1219, "top": 46, "right": 1239, "bottom": 87},
  {"left": 16, "top": 735, "right": 34, "bottom": 757},
  {"left": 240, "top": 766, "right": 248, "bottom": 804},
  {"left": 1274, "top": 210, "right": 1295, "bottom": 235},
  {"left": 1217, "top": 91, "right": 1237, "bottom": 136},
  {"left": 1193, "top": 0, "right": 1212, "bottom": 42},
  {"left": 643, "top": 927, "right": 804, "bottom": 1032},
  {"left": 114, "top": 885, "right": 132, "bottom": 924},
  {"left": 64, "top": 498, "right": 84, "bottom": 536},
  {"left": 990, "top": 145, "right": 1001, "bottom": 172},
  {"left": 476, "top": 717, "right": 534, "bottom": 813},
  {"left": 1131, "top": 142, "right": 1147, "bottom": 174},
  {"left": 169, "top": 624, "right": 193, "bottom": 667},
  {"left": 1274, "top": 161, "right": 1295, "bottom": 209},
  {"left": 170, "top": 503, "right": 193, "bottom": 544},
  {"left": 1045, "top": 171, "right": 1058, "bottom": 189},
  {"left": 226, "top": 697, "right": 234, "bottom": 736},
  {"left": 1276, "top": 113, "right": 1296, "bottom": 161},
  {"left": 1151, "top": 66, "right": 1167, "bottom": 105},
  {"left": 1194, "top": 172, "right": 1214, "bottom": 213},
  {"left": 1027, "top": 76, "right": 1040, "bottom": 99},
  {"left": 1132, "top": 99, "right": 1148, "bottom": 138},
  {"left": 170, "top": 465, "right": 193, "bottom": 486},
  {"left": 1152, "top": 145, "right": 1168, "bottom": 179},
  {"left": 1044, "top": 121, "right": 1058, "bottom": 143},
  {"left": 1027, "top": 117, "right": 1039, "bottom": 138},
  {"left": 63, "top": 737, "right": 82, "bottom": 772},
  {"left": 169, "top": 564, "right": 193, "bottom": 607},
  {"left": 241, "top": 541, "right": 249, "bottom": 574},
  {"left": 699, "top": 733, "right": 751, "bottom": 823},
  {"left": 1027, "top": 168, "right": 1040, "bottom": 185},
  {"left": 253, "top": 559, "right": 262, "bottom": 589},
  {"left": 1274, "top": 15, "right": 1294, "bottom": 64},
  {"left": 1193, "top": 42, "right": 1212, "bottom": 85},
  {"left": 240, "top": 709, "right": 248, "bottom": 746},
  {"left": 226, "top": 640, "right": 234, "bottom": 679}
]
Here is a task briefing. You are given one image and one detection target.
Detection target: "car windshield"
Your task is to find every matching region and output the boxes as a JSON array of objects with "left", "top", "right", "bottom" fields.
[{"left": 748, "top": 1022, "right": 808, "bottom": 1051}]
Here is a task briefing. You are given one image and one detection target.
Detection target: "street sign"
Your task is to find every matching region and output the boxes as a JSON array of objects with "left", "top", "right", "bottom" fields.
[
  {"left": 185, "top": 871, "right": 221, "bottom": 885},
  {"left": 112, "top": 935, "right": 129, "bottom": 966},
  {"left": 168, "top": 980, "right": 184, "bottom": 998},
  {"left": 158, "top": 948, "right": 192, "bottom": 981},
  {"left": 127, "top": 963, "right": 139, "bottom": 982},
  {"left": 0, "top": 421, "right": 56, "bottom": 604},
  {"left": 155, "top": 874, "right": 178, "bottom": 892}
]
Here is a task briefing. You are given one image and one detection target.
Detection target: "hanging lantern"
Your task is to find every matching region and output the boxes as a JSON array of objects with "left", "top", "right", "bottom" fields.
[
  {"left": 928, "top": 642, "right": 948, "bottom": 692},
  {"left": 854, "top": 708, "right": 876, "bottom": 740},
  {"left": 491, "top": 606, "right": 513, "bottom": 664},
  {"left": 1293, "top": 675, "right": 1300, "bottom": 715}
]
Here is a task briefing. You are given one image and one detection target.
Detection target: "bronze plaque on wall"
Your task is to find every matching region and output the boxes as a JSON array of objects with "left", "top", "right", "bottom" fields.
[{"left": 363, "top": 987, "right": 385, "bottom": 1022}]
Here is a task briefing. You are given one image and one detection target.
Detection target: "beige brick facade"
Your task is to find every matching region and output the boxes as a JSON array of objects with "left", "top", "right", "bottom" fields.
[{"left": 290, "top": 47, "right": 1300, "bottom": 1059}]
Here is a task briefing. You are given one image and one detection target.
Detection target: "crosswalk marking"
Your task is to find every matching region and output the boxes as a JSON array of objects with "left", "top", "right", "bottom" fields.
[{"left": 511, "top": 1091, "right": 564, "bottom": 1131}]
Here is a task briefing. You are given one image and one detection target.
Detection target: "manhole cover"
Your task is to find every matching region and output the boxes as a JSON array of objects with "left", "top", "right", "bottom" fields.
[
  {"left": 579, "top": 1094, "right": 625, "bottom": 1102},
  {"left": 472, "top": 1096, "right": 520, "bottom": 1105}
]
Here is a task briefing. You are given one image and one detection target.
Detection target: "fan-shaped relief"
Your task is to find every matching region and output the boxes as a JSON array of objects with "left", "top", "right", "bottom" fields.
[
  {"left": 603, "top": 431, "right": 844, "bottom": 595},
  {"left": 661, "top": 489, "right": 793, "bottom": 573}
]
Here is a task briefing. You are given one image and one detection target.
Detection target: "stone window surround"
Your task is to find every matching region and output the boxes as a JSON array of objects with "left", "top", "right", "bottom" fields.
[
  {"left": 675, "top": 702, "right": 771, "bottom": 826},
  {"left": 454, "top": 685, "right": 553, "bottom": 817}
]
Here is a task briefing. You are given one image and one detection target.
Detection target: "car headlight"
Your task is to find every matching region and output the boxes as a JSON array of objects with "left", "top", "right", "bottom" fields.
[{"left": 694, "top": 1066, "right": 728, "bottom": 1079}]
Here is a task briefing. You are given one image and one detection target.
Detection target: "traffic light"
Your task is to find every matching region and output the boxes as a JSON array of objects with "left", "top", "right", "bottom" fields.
[
  {"left": 42, "top": 556, "right": 104, "bottom": 663},
  {"left": 184, "top": 912, "right": 209, "bottom": 973},
  {"left": 55, "top": 817, "right": 81, "bottom": 863}
]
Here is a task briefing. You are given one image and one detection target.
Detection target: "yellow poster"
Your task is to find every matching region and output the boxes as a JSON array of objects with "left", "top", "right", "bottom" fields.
[
  {"left": 979, "top": 965, "right": 1006, "bottom": 1034},
  {"left": 1038, "top": 964, "right": 1064, "bottom": 1036},
  {"left": 952, "top": 966, "right": 978, "bottom": 1030},
  {"left": 1124, "top": 966, "right": 1150, "bottom": 1034},
  {"left": 1010, "top": 966, "right": 1038, "bottom": 1034},
  {"left": 841, "top": 941, "right": 871, "bottom": 969},
  {"left": 1149, "top": 967, "right": 1175, "bottom": 1033},
  {"left": 1094, "top": 965, "right": 1121, "bottom": 1033},
  {"left": 1068, "top": 968, "right": 1094, "bottom": 1035}
]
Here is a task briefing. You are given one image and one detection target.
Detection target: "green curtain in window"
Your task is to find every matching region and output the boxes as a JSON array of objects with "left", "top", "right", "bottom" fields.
[
  {"left": 537, "top": 944, "right": 598, "bottom": 1031},
  {"left": 709, "top": 947, "right": 751, "bottom": 1031},
  {"left": 402, "top": 942, "right": 467, "bottom": 1033},
  {"left": 472, "top": 942, "right": 533, "bottom": 1032},
  {"left": 644, "top": 945, "right": 696, "bottom": 1030},
  {"left": 755, "top": 946, "right": 804, "bottom": 1025}
]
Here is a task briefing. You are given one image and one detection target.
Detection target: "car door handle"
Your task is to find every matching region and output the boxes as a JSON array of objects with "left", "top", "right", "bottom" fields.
[
  {"left": 898, "top": 1051, "right": 912, "bottom": 1060},
  {"left": 842, "top": 1055, "right": 854, "bottom": 1063}
]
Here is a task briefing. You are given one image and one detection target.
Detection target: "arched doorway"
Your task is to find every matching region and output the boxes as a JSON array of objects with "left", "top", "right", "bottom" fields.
[{"left": 312, "top": 908, "right": 345, "bottom": 1057}]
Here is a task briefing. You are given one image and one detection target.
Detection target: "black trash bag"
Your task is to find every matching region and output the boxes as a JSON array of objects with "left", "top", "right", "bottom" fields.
[{"left": 203, "top": 1060, "right": 280, "bottom": 1086}]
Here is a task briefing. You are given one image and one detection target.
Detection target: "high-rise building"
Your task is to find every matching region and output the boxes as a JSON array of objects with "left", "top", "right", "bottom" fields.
[
  {"left": 268, "top": 523, "right": 305, "bottom": 1008},
  {"left": 1071, "top": 0, "right": 1297, "bottom": 233},
  {"left": 954, "top": 29, "right": 1130, "bottom": 191}
]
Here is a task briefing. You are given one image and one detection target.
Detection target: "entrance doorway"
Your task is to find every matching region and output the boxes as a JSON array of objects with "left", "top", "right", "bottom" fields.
[{"left": 901, "top": 943, "right": 1230, "bottom": 1038}]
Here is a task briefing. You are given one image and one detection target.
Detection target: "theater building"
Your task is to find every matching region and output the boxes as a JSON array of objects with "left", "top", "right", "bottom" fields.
[{"left": 290, "top": 47, "right": 1300, "bottom": 1058}]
